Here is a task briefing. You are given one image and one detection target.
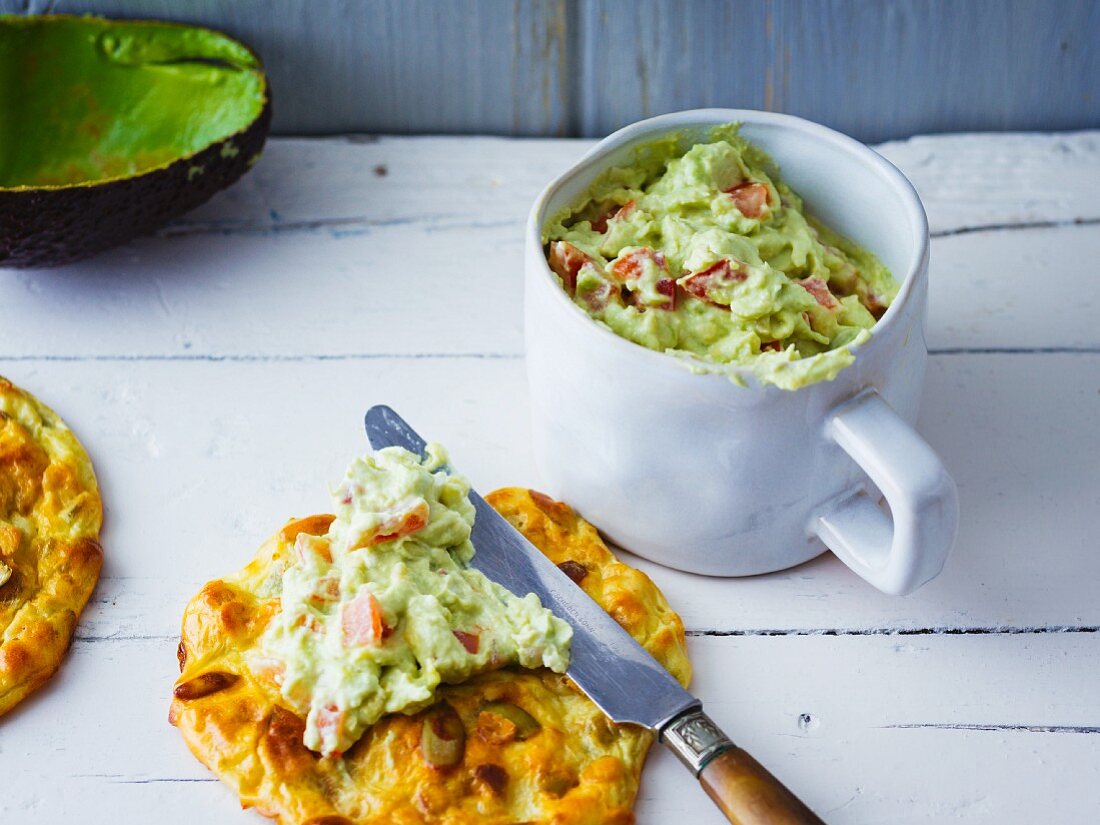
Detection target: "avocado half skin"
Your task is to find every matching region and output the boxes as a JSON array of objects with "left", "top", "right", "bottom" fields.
[{"left": 0, "top": 16, "right": 271, "bottom": 268}]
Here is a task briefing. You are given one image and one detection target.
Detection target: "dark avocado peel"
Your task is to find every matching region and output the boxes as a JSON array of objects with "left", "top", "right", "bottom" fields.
[{"left": 0, "top": 15, "right": 271, "bottom": 267}]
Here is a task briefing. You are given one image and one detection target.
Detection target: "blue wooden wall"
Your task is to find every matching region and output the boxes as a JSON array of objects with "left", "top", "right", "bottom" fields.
[{"left": 4, "top": 0, "right": 1097, "bottom": 141}]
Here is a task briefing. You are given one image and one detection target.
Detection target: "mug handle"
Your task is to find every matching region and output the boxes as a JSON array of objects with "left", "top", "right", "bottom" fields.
[{"left": 814, "top": 389, "right": 958, "bottom": 595}]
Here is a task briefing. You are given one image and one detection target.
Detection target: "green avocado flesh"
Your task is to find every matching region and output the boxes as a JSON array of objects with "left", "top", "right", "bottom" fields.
[
  {"left": 544, "top": 125, "right": 899, "bottom": 389},
  {"left": 0, "top": 15, "right": 266, "bottom": 188},
  {"left": 255, "top": 445, "right": 572, "bottom": 758}
]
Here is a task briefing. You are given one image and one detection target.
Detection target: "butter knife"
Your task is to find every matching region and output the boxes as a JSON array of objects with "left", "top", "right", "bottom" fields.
[{"left": 365, "top": 405, "right": 824, "bottom": 824}]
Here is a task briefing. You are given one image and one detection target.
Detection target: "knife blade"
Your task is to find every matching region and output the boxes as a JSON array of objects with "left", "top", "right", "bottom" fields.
[
  {"left": 364, "top": 405, "right": 824, "bottom": 824},
  {"left": 365, "top": 403, "right": 696, "bottom": 730}
]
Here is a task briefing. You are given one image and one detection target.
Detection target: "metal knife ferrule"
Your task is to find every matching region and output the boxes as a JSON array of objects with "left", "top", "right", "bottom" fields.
[{"left": 660, "top": 708, "right": 736, "bottom": 776}]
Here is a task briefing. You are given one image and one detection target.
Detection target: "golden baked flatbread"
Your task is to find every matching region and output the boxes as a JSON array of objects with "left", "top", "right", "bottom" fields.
[
  {"left": 0, "top": 376, "right": 103, "bottom": 716},
  {"left": 171, "top": 488, "right": 690, "bottom": 824}
]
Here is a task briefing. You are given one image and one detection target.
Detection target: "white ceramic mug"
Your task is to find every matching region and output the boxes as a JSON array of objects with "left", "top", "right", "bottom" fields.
[{"left": 524, "top": 109, "right": 958, "bottom": 595}]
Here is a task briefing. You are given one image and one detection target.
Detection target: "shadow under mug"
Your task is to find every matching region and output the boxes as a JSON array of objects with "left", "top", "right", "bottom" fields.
[{"left": 524, "top": 109, "right": 958, "bottom": 595}]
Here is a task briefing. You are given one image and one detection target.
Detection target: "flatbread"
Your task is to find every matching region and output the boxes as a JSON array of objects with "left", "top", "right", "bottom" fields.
[
  {"left": 171, "top": 487, "right": 690, "bottom": 824},
  {"left": 0, "top": 376, "right": 103, "bottom": 716}
]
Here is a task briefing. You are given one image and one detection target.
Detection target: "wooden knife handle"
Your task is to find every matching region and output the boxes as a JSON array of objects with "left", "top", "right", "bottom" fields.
[
  {"left": 662, "top": 709, "right": 825, "bottom": 825},
  {"left": 699, "top": 745, "right": 824, "bottom": 824}
]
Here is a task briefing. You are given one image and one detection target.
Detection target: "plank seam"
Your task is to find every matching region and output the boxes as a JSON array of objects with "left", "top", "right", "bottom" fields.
[
  {"left": 930, "top": 216, "right": 1100, "bottom": 238},
  {"left": 72, "top": 773, "right": 219, "bottom": 784},
  {"left": 74, "top": 634, "right": 178, "bottom": 642},
  {"left": 0, "top": 353, "right": 525, "bottom": 363},
  {"left": 149, "top": 214, "right": 1100, "bottom": 240},
  {"left": 882, "top": 723, "right": 1100, "bottom": 734},
  {"left": 158, "top": 215, "right": 520, "bottom": 237},
  {"left": 112, "top": 779, "right": 219, "bottom": 784},
  {"left": 3, "top": 348, "right": 1098, "bottom": 363},
  {"left": 74, "top": 626, "right": 1100, "bottom": 643},
  {"left": 928, "top": 347, "right": 1100, "bottom": 355},
  {"left": 687, "top": 625, "right": 1100, "bottom": 637}
]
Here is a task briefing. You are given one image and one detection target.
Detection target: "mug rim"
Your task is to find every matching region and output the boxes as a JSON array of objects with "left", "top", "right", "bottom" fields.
[{"left": 526, "top": 107, "right": 930, "bottom": 389}]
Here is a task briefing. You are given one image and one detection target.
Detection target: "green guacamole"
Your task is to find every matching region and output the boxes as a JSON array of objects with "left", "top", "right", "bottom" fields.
[
  {"left": 544, "top": 125, "right": 898, "bottom": 389},
  {"left": 258, "top": 445, "right": 572, "bottom": 758}
]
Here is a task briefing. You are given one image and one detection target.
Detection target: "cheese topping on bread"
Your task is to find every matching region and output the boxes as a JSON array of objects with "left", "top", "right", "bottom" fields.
[
  {"left": 171, "top": 488, "right": 691, "bottom": 824},
  {"left": 0, "top": 376, "right": 103, "bottom": 717}
]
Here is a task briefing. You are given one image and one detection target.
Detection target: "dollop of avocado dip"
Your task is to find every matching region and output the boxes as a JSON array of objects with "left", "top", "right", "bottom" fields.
[
  {"left": 257, "top": 445, "right": 572, "bottom": 758},
  {"left": 543, "top": 124, "right": 898, "bottom": 389}
]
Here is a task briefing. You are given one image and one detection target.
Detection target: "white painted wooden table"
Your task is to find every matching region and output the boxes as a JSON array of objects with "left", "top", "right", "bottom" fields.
[{"left": 1, "top": 131, "right": 1098, "bottom": 824}]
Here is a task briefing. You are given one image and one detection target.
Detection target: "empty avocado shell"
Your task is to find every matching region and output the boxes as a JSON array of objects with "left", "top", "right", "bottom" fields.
[{"left": 0, "top": 15, "right": 271, "bottom": 268}]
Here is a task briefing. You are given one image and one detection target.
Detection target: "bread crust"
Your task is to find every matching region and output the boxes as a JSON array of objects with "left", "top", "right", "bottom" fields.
[
  {"left": 171, "top": 487, "right": 690, "bottom": 824},
  {"left": 0, "top": 376, "right": 103, "bottom": 716}
]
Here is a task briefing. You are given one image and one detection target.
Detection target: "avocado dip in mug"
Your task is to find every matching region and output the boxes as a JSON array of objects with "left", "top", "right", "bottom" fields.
[{"left": 543, "top": 124, "right": 898, "bottom": 389}]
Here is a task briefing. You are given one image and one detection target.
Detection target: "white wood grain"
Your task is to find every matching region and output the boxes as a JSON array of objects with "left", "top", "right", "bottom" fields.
[
  {"left": 0, "top": 351, "right": 1092, "bottom": 642},
  {"left": 927, "top": 225, "right": 1100, "bottom": 352},
  {"left": 182, "top": 132, "right": 1100, "bottom": 234},
  {"left": 877, "top": 132, "right": 1100, "bottom": 234},
  {"left": 1, "top": 131, "right": 1099, "bottom": 823},
  {"left": 2, "top": 135, "right": 1097, "bottom": 359},
  {"left": 4, "top": 220, "right": 1096, "bottom": 357},
  {"left": 2, "top": 633, "right": 1096, "bottom": 823}
]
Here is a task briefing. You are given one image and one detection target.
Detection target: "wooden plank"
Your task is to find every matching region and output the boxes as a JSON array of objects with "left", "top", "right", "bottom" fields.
[
  {"left": 927, "top": 224, "right": 1100, "bottom": 352},
  {"left": 187, "top": 132, "right": 1100, "bottom": 235},
  {"left": 573, "top": 0, "right": 771, "bottom": 136},
  {"left": 2, "top": 135, "right": 1099, "bottom": 359},
  {"left": 158, "top": 136, "right": 585, "bottom": 228},
  {"left": 2, "top": 632, "right": 1096, "bottom": 823},
  {"left": 8, "top": 0, "right": 1097, "bottom": 141},
  {"left": 641, "top": 633, "right": 1100, "bottom": 823},
  {"left": 0, "top": 351, "right": 1093, "bottom": 639},
  {"left": 2, "top": 219, "right": 1094, "bottom": 357},
  {"left": 877, "top": 131, "right": 1100, "bottom": 235},
  {"left": 573, "top": 0, "right": 1100, "bottom": 142},
  {"left": 770, "top": 0, "right": 1100, "bottom": 144}
]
